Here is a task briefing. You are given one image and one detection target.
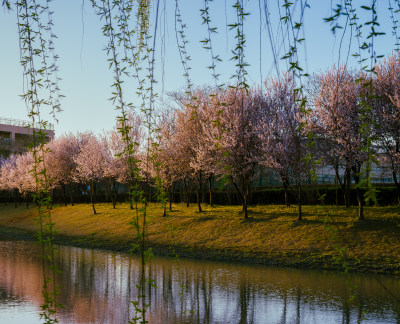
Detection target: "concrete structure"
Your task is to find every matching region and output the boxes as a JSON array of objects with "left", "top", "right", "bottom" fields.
[{"left": 0, "top": 117, "right": 55, "bottom": 157}]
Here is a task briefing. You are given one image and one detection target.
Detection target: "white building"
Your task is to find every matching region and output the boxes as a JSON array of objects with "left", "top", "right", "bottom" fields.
[{"left": 0, "top": 117, "right": 55, "bottom": 157}]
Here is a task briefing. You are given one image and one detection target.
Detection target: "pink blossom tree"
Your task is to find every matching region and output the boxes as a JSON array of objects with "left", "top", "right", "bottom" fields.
[
  {"left": 168, "top": 103, "right": 198, "bottom": 210},
  {"left": 306, "top": 73, "right": 352, "bottom": 207},
  {"left": 0, "top": 154, "right": 19, "bottom": 206},
  {"left": 73, "top": 132, "right": 107, "bottom": 214},
  {"left": 172, "top": 88, "right": 221, "bottom": 212},
  {"left": 310, "top": 65, "right": 368, "bottom": 220},
  {"left": 209, "top": 87, "right": 264, "bottom": 219},
  {"left": 14, "top": 152, "right": 36, "bottom": 206},
  {"left": 100, "top": 133, "right": 120, "bottom": 208},
  {"left": 0, "top": 151, "right": 47, "bottom": 208},
  {"left": 195, "top": 93, "right": 221, "bottom": 208},
  {"left": 45, "top": 134, "right": 81, "bottom": 206},
  {"left": 110, "top": 111, "right": 143, "bottom": 209},
  {"left": 101, "top": 117, "right": 142, "bottom": 209},
  {"left": 152, "top": 112, "right": 181, "bottom": 216},
  {"left": 374, "top": 53, "right": 400, "bottom": 205},
  {"left": 259, "top": 72, "right": 311, "bottom": 220}
]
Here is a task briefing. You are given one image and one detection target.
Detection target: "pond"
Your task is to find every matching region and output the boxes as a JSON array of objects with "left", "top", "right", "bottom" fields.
[{"left": 0, "top": 236, "right": 399, "bottom": 323}]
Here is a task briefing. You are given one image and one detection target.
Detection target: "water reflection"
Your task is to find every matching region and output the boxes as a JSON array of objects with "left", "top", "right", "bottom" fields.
[{"left": 0, "top": 237, "right": 399, "bottom": 323}]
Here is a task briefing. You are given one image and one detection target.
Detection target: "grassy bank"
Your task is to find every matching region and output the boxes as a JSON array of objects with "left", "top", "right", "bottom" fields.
[{"left": 0, "top": 202, "right": 399, "bottom": 274}]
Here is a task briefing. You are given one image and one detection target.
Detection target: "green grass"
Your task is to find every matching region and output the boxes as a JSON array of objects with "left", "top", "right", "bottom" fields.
[{"left": 0, "top": 202, "right": 399, "bottom": 274}]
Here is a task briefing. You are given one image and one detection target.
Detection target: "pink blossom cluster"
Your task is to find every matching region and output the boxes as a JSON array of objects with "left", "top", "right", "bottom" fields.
[{"left": 0, "top": 112, "right": 143, "bottom": 199}]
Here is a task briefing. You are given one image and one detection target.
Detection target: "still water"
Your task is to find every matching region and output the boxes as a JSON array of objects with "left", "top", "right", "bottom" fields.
[{"left": 0, "top": 236, "right": 399, "bottom": 324}]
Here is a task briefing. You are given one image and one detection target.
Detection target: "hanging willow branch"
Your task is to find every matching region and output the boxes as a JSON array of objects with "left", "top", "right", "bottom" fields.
[
  {"left": 175, "top": 0, "right": 193, "bottom": 94},
  {"left": 2, "top": 0, "right": 11, "bottom": 9},
  {"left": 15, "top": 0, "right": 62, "bottom": 322},
  {"left": 388, "top": 0, "right": 400, "bottom": 52},
  {"left": 200, "top": 0, "right": 222, "bottom": 88},
  {"left": 91, "top": 0, "right": 162, "bottom": 322},
  {"left": 229, "top": 0, "right": 249, "bottom": 90}
]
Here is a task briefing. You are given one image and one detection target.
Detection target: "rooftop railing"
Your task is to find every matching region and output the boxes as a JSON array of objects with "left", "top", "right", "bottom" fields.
[{"left": 0, "top": 117, "right": 54, "bottom": 131}]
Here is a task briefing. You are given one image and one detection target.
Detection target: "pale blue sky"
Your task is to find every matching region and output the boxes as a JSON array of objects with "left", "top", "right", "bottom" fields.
[{"left": 0, "top": 1, "right": 397, "bottom": 136}]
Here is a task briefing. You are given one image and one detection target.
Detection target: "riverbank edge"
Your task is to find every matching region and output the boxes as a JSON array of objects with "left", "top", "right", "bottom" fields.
[{"left": 0, "top": 225, "right": 398, "bottom": 275}]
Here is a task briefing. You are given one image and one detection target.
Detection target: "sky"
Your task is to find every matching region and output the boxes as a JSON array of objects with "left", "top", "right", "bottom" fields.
[{"left": 0, "top": 1, "right": 398, "bottom": 137}]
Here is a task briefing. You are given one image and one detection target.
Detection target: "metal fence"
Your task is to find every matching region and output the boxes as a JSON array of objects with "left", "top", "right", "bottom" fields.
[{"left": 0, "top": 117, "right": 54, "bottom": 131}]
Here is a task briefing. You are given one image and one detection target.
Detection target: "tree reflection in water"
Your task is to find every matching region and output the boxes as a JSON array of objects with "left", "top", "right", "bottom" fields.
[{"left": 0, "top": 238, "right": 399, "bottom": 323}]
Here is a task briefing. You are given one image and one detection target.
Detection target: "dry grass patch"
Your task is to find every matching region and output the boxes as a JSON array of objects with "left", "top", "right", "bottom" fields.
[{"left": 0, "top": 202, "right": 399, "bottom": 273}]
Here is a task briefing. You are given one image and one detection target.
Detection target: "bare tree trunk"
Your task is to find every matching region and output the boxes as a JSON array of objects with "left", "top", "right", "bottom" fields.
[
  {"left": 168, "top": 186, "right": 173, "bottom": 211},
  {"left": 208, "top": 176, "right": 214, "bottom": 207},
  {"left": 113, "top": 182, "right": 119, "bottom": 206},
  {"left": 195, "top": 172, "right": 203, "bottom": 213},
  {"left": 231, "top": 177, "right": 244, "bottom": 205},
  {"left": 358, "top": 195, "right": 364, "bottom": 220},
  {"left": 90, "top": 180, "right": 97, "bottom": 215},
  {"left": 183, "top": 178, "right": 191, "bottom": 207},
  {"left": 231, "top": 176, "right": 249, "bottom": 219},
  {"left": 107, "top": 177, "right": 116, "bottom": 209},
  {"left": 356, "top": 186, "right": 364, "bottom": 220},
  {"left": 283, "top": 180, "right": 290, "bottom": 207},
  {"left": 345, "top": 168, "right": 351, "bottom": 208},
  {"left": 335, "top": 186, "right": 338, "bottom": 206},
  {"left": 129, "top": 191, "right": 134, "bottom": 210},
  {"left": 353, "top": 173, "right": 364, "bottom": 220},
  {"left": 393, "top": 170, "right": 400, "bottom": 207},
  {"left": 333, "top": 164, "right": 348, "bottom": 207},
  {"left": 297, "top": 183, "right": 302, "bottom": 221},
  {"left": 279, "top": 171, "right": 290, "bottom": 207},
  {"left": 243, "top": 191, "right": 248, "bottom": 219},
  {"left": 148, "top": 180, "right": 152, "bottom": 204},
  {"left": 197, "top": 196, "right": 203, "bottom": 213},
  {"left": 62, "top": 183, "right": 67, "bottom": 207},
  {"left": 93, "top": 181, "right": 97, "bottom": 204},
  {"left": 49, "top": 190, "right": 53, "bottom": 210},
  {"left": 69, "top": 185, "right": 74, "bottom": 206}
]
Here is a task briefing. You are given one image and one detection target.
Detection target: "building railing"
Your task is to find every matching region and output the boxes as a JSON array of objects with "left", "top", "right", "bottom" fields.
[{"left": 0, "top": 117, "right": 54, "bottom": 131}]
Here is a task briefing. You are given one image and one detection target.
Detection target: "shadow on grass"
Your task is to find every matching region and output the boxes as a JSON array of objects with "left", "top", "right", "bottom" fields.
[
  {"left": 240, "top": 212, "right": 352, "bottom": 226},
  {"left": 195, "top": 216, "right": 215, "bottom": 222},
  {"left": 241, "top": 209, "right": 324, "bottom": 224},
  {"left": 239, "top": 217, "right": 263, "bottom": 223},
  {"left": 288, "top": 218, "right": 349, "bottom": 227},
  {"left": 349, "top": 218, "right": 400, "bottom": 234},
  {"left": 194, "top": 213, "right": 216, "bottom": 222},
  {"left": 251, "top": 208, "right": 297, "bottom": 216},
  {"left": 245, "top": 209, "right": 268, "bottom": 215},
  {"left": 240, "top": 215, "right": 283, "bottom": 223}
]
